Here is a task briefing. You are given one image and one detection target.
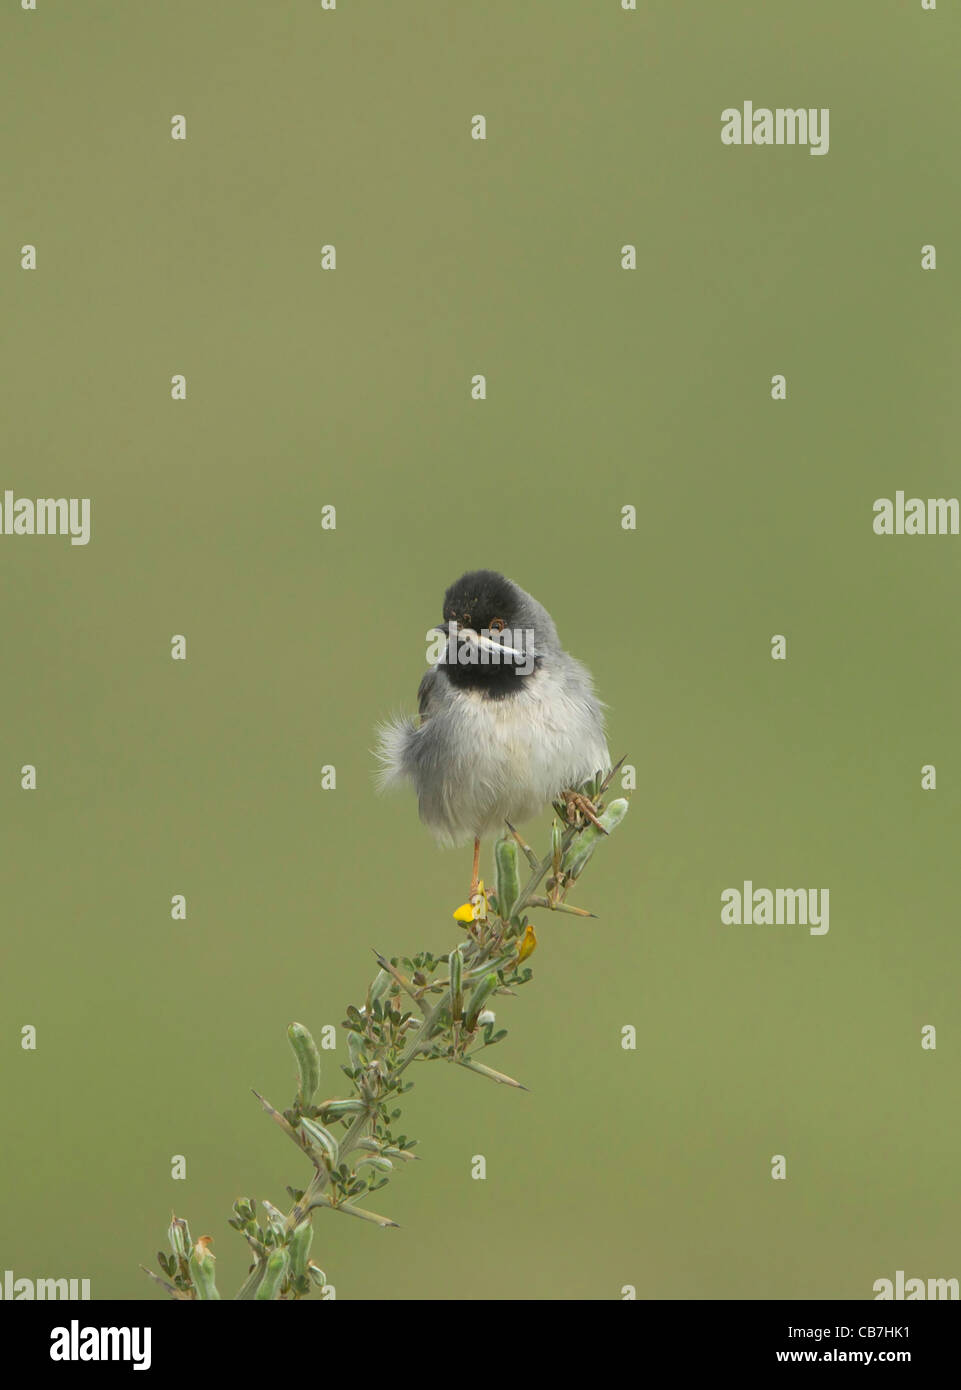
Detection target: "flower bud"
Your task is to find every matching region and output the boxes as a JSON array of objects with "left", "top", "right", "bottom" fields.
[{"left": 188, "top": 1236, "right": 221, "bottom": 1300}]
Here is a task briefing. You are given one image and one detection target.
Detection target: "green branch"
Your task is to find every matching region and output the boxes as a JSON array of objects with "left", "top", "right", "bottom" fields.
[{"left": 145, "top": 764, "right": 630, "bottom": 1300}]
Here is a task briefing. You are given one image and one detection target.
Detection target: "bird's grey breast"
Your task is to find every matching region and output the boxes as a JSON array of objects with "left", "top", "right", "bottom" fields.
[{"left": 406, "top": 659, "right": 609, "bottom": 845}]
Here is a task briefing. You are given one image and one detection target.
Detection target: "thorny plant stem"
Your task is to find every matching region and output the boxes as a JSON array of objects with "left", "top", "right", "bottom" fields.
[
  {"left": 278, "top": 762, "right": 625, "bottom": 1237},
  {"left": 149, "top": 759, "right": 628, "bottom": 1299},
  {"left": 280, "top": 845, "right": 563, "bottom": 1232}
]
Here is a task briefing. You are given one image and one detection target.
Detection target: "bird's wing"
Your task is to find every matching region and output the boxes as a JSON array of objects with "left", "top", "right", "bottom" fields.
[{"left": 417, "top": 667, "right": 445, "bottom": 724}]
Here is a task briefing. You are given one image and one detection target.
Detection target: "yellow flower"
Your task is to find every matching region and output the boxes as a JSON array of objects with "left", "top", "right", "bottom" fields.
[
  {"left": 453, "top": 881, "right": 488, "bottom": 924},
  {"left": 515, "top": 923, "right": 537, "bottom": 962}
]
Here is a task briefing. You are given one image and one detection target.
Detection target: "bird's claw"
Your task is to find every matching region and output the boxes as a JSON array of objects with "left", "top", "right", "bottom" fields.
[{"left": 563, "top": 789, "right": 607, "bottom": 834}]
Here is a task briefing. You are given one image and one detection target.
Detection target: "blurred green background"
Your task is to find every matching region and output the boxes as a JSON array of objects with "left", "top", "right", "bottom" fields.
[{"left": 1, "top": 0, "right": 959, "bottom": 1301}]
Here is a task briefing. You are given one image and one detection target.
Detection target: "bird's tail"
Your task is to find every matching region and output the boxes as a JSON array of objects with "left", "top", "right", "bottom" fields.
[{"left": 372, "top": 714, "right": 417, "bottom": 793}]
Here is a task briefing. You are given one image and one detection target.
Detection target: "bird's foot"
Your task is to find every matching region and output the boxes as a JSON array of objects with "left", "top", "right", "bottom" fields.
[{"left": 562, "top": 789, "right": 608, "bottom": 834}]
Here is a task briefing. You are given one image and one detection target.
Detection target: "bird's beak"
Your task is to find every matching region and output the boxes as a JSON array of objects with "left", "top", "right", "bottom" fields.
[
  {"left": 434, "top": 621, "right": 528, "bottom": 662},
  {"left": 474, "top": 632, "right": 527, "bottom": 660},
  {"left": 448, "top": 625, "right": 528, "bottom": 661}
]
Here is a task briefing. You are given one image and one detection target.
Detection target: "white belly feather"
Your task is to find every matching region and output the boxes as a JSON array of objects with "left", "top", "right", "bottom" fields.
[{"left": 412, "top": 661, "right": 610, "bottom": 847}]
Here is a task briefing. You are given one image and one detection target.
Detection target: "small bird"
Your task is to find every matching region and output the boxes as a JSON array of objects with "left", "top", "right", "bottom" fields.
[{"left": 376, "top": 569, "right": 611, "bottom": 897}]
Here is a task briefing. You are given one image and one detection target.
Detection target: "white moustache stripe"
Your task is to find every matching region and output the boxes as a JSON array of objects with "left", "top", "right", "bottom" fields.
[{"left": 473, "top": 633, "right": 526, "bottom": 659}]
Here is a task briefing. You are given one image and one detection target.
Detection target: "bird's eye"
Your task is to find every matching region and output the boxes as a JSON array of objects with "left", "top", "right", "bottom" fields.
[{"left": 489, "top": 617, "right": 505, "bottom": 632}]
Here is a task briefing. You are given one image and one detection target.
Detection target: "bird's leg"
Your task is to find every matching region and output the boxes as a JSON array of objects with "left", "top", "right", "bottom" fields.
[
  {"left": 468, "top": 837, "right": 489, "bottom": 928},
  {"left": 563, "top": 789, "right": 608, "bottom": 834},
  {"left": 452, "top": 838, "right": 488, "bottom": 930}
]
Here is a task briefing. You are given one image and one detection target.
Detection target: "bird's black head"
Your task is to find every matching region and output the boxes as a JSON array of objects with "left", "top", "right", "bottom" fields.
[
  {"left": 442, "top": 569, "right": 522, "bottom": 634},
  {"left": 435, "top": 569, "right": 538, "bottom": 697}
]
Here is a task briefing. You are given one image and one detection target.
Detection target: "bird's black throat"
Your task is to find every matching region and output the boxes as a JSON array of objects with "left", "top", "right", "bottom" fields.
[{"left": 440, "top": 655, "right": 540, "bottom": 700}]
